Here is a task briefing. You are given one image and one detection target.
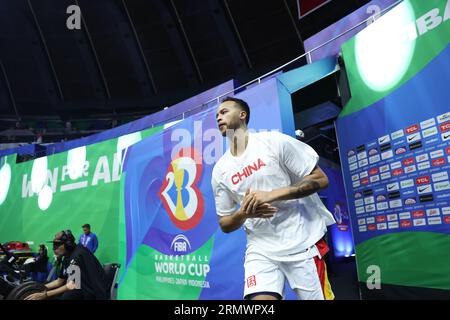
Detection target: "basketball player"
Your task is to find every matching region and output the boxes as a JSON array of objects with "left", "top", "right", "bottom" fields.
[{"left": 211, "top": 97, "right": 336, "bottom": 300}]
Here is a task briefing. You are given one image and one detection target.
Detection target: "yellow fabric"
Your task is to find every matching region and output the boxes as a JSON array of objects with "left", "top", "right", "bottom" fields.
[{"left": 323, "top": 262, "right": 335, "bottom": 300}]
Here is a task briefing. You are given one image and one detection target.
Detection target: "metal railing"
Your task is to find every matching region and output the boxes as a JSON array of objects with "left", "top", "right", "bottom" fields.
[{"left": 157, "top": 0, "right": 403, "bottom": 126}]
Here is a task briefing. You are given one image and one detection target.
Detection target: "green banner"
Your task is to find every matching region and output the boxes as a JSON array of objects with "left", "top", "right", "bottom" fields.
[
  {"left": 0, "top": 126, "right": 162, "bottom": 266},
  {"left": 341, "top": 0, "right": 450, "bottom": 116}
]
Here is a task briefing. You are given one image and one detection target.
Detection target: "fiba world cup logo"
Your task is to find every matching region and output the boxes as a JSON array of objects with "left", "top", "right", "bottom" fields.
[{"left": 158, "top": 147, "right": 204, "bottom": 230}]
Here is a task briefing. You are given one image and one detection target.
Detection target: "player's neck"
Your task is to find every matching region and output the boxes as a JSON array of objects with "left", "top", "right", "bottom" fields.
[{"left": 229, "top": 128, "right": 249, "bottom": 157}]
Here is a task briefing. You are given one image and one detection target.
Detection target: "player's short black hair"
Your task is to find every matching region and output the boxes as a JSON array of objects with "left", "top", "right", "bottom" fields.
[
  {"left": 222, "top": 97, "right": 250, "bottom": 125},
  {"left": 82, "top": 223, "right": 90, "bottom": 229}
]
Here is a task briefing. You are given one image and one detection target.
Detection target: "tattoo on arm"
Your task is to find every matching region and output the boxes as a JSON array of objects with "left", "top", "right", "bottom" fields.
[{"left": 292, "top": 178, "right": 321, "bottom": 198}]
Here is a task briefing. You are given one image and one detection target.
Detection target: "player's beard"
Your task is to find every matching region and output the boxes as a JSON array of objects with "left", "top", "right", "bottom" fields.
[{"left": 221, "top": 117, "right": 245, "bottom": 138}]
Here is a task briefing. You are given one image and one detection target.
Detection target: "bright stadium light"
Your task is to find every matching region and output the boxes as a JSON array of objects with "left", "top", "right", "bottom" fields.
[
  {"left": 0, "top": 161, "right": 11, "bottom": 205},
  {"left": 38, "top": 185, "right": 53, "bottom": 211},
  {"left": 67, "top": 146, "right": 86, "bottom": 180},
  {"left": 31, "top": 156, "right": 48, "bottom": 194},
  {"left": 354, "top": 1, "right": 416, "bottom": 92}
]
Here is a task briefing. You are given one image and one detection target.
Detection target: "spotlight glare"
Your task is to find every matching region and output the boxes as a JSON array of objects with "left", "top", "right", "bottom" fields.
[
  {"left": 355, "top": 1, "right": 416, "bottom": 92},
  {"left": 38, "top": 185, "right": 53, "bottom": 211},
  {"left": 31, "top": 157, "right": 48, "bottom": 194},
  {"left": 67, "top": 146, "right": 86, "bottom": 180},
  {"left": 0, "top": 163, "right": 11, "bottom": 205}
]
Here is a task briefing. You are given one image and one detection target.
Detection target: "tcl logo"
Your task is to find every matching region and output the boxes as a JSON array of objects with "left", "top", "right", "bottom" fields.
[
  {"left": 361, "top": 178, "right": 369, "bottom": 185},
  {"left": 406, "top": 124, "right": 419, "bottom": 134},
  {"left": 412, "top": 210, "right": 425, "bottom": 218},
  {"left": 376, "top": 216, "right": 386, "bottom": 223},
  {"left": 432, "top": 158, "right": 446, "bottom": 166},
  {"left": 400, "top": 220, "right": 412, "bottom": 228},
  {"left": 440, "top": 122, "right": 450, "bottom": 133},
  {"left": 368, "top": 224, "right": 376, "bottom": 231},
  {"left": 444, "top": 216, "right": 450, "bottom": 224},
  {"left": 446, "top": 147, "right": 450, "bottom": 155},
  {"left": 415, "top": 176, "right": 430, "bottom": 185},
  {"left": 392, "top": 168, "right": 403, "bottom": 177},
  {"left": 403, "top": 158, "right": 414, "bottom": 166},
  {"left": 369, "top": 168, "right": 379, "bottom": 175}
]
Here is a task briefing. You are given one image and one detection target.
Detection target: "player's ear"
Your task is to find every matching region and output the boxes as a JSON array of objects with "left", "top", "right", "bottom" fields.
[{"left": 239, "top": 110, "right": 247, "bottom": 121}]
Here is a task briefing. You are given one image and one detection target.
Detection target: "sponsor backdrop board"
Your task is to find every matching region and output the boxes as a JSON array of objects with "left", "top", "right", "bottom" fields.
[{"left": 336, "top": 0, "right": 450, "bottom": 298}]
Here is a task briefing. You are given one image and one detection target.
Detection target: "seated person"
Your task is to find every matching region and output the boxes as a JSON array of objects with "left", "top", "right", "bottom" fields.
[
  {"left": 21, "top": 244, "right": 49, "bottom": 282},
  {"left": 23, "top": 244, "right": 48, "bottom": 273},
  {"left": 34, "top": 244, "right": 49, "bottom": 273},
  {"left": 25, "top": 230, "right": 109, "bottom": 300}
]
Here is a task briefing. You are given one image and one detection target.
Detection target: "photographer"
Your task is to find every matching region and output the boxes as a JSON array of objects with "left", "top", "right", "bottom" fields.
[{"left": 25, "top": 230, "right": 109, "bottom": 300}]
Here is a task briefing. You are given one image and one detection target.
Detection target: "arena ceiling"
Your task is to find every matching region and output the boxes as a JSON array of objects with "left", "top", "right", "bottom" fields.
[{"left": 0, "top": 0, "right": 369, "bottom": 143}]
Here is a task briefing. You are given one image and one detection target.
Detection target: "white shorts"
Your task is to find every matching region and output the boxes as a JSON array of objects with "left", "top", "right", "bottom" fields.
[{"left": 243, "top": 250, "right": 324, "bottom": 300}]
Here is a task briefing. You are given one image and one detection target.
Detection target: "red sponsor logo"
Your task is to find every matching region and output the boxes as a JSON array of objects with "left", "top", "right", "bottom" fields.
[
  {"left": 392, "top": 168, "right": 403, "bottom": 177},
  {"left": 361, "top": 178, "right": 369, "bottom": 185},
  {"left": 403, "top": 158, "right": 414, "bottom": 166},
  {"left": 368, "top": 224, "right": 376, "bottom": 231},
  {"left": 415, "top": 176, "right": 430, "bottom": 185},
  {"left": 246, "top": 275, "right": 257, "bottom": 288},
  {"left": 446, "top": 147, "right": 450, "bottom": 155},
  {"left": 369, "top": 168, "right": 379, "bottom": 175},
  {"left": 444, "top": 216, "right": 450, "bottom": 224},
  {"left": 376, "top": 215, "right": 386, "bottom": 223},
  {"left": 432, "top": 158, "right": 446, "bottom": 167},
  {"left": 412, "top": 210, "right": 425, "bottom": 218},
  {"left": 231, "top": 158, "right": 267, "bottom": 185},
  {"left": 440, "top": 122, "right": 450, "bottom": 133},
  {"left": 406, "top": 124, "right": 419, "bottom": 134},
  {"left": 400, "top": 220, "right": 412, "bottom": 228}
]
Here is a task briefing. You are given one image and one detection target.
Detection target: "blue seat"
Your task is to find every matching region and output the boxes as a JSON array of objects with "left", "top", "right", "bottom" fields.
[
  {"left": 31, "top": 261, "right": 53, "bottom": 283},
  {"left": 32, "top": 272, "right": 47, "bottom": 283}
]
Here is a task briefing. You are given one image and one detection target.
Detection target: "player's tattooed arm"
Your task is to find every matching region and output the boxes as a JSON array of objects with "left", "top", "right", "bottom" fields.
[
  {"left": 273, "top": 165, "right": 329, "bottom": 201},
  {"left": 290, "top": 178, "right": 322, "bottom": 198},
  {"left": 245, "top": 166, "right": 329, "bottom": 210}
]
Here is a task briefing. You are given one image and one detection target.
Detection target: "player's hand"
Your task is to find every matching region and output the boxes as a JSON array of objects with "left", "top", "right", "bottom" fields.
[
  {"left": 24, "top": 291, "right": 47, "bottom": 300},
  {"left": 241, "top": 190, "right": 277, "bottom": 218},
  {"left": 247, "top": 203, "right": 278, "bottom": 219},
  {"left": 66, "top": 280, "right": 77, "bottom": 290},
  {"left": 242, "top": 190, "right": 274, "bottom": 215}
]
